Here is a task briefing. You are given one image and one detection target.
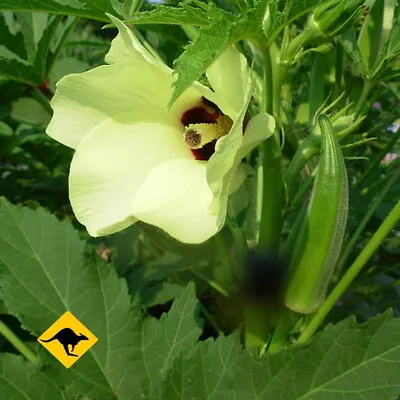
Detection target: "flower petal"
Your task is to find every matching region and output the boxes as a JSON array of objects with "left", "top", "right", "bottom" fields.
[
  {"left": 237, "top": 112, "right": 275, "bottom": 160},
  {"left": 206, "top": 46, "right": 251, "bottom": 119},
  {"left": 131, "top": 159, "right": 219, "bottom": 244},
  {"left": 206, "top": 113, "right": 274, "bottom": 227},
  {"left": 69, "top": 108, "right": 191, "bottom": 237},
  {"left": 47, "top": 62, "right": 201, "bottom": 149},
  {"left": 105, "top": 14, "right": 168, "bottom": 71},
  {"left": 206, "top": 82, "right": 251, "bottom": 226}
]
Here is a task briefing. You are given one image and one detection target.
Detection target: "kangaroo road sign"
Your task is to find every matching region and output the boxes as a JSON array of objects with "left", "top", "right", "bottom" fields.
[{"left": 38, "top": 311, "right": 98, "bottom": 368}]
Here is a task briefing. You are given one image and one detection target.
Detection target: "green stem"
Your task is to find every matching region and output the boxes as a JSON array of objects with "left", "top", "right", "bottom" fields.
[
  {"left": 192, "top": 269, "right": 229, "bottom": 297},
  {"left": 0, "top": 320, "right": 39, "bottom": 364},
  {"left": 290, "top": 174, "right": 314, "bottom": 210},
  {"left": 308, "top": 53, "right": 325, "bottom": 124},
  {"left": 214, "top": 233, "right": 233, "bottom": 280},
  {"left": 337, "top": 166, "right": 400, "bottom": 273},
  {"left": 334, "top": 44, "right": 344, "bottom": 102},
  {"left": 284, "top": 135, "right": 320, "bottom": 195},
  {"left": 298, "top": 200, "right": 400, "bottom": 343},
  {"left": 198, "top": 303, "right": 224, "bottom": 336},
  {"left": 243, "top": 302, "right": 271, "bottom": 348},
  {"left": 273, "top": 63, "right": 288, "bottom": 118},
  {"left": 258, "top": 47, "right": 283, "bottom": 252},
  {"left": 31, "top": 88, "right": 53, "bottom": 116},
  {"left": 354, "top": 80, "right": 372, "bottom": 118},
  {"left": 243, "top": 45, "right": 283, "bottom": 349},
  {"left": 262, "top": 47, "right": 273, "bottom": 115},
  {"left": 268, "top": 308, "right": 298, "bottom": 353},
  {"left": 259, "top": 136, "right": 283, "bottom": 252}
]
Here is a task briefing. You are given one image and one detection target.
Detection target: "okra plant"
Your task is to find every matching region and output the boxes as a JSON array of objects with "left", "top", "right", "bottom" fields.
[{"left": 0, "top": 0, "right": 399, "bottom": 398}]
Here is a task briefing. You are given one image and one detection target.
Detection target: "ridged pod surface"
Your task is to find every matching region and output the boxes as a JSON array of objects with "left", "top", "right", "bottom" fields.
[{"left": 285, "top": 115, "right": 349, "bottom": 313}]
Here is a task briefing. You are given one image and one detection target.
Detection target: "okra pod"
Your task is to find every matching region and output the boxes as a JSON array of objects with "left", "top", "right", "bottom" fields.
[{"left": 285, "top": 115, "right": 349, "bottom": 313}]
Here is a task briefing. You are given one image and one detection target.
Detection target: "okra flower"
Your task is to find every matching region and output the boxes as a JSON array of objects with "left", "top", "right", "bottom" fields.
[{"left": 46, "top": 16, "right": 274, "bottom": 243}]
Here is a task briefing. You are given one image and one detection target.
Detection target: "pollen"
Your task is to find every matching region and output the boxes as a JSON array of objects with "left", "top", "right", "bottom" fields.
[
  {"left": 183, "top": 123, "right": 220, "bottom": 149},
  {"left": 183, "top": 116, "right": 233, "bottom": 150},
  {"left": 183, "top": 129, "right": 201, "bottom": 148}
]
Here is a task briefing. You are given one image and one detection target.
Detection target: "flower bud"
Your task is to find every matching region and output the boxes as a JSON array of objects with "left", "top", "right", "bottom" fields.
[{"left": 306, "top": 0, "right": 365, "bottom": 39}]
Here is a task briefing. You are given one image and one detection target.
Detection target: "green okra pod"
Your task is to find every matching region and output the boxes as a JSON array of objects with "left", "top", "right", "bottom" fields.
[{"left": 285, "top": 115, "right": 349, "bottom": 313}]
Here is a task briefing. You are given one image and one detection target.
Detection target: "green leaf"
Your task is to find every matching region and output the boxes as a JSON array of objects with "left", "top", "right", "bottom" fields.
[
  {"left": 0, "top": 353, "right": 65, "bottom": 400},
  {"left": 159, "top": 333, "right": 241, "bottom": 400},
  {"left": 338, "top": 27, "right": 362, "bottom": 65},
  {"left": 0, "top": 45, "right": 42, "bottom": 84},
  {"left": 387, "top": 0, "right": 400, "bottom": 58},
  {"left": 33, "top": 14, "right": 64, "bottom": 78},
  {"left": 140, "top": 281, "right": 185, "bottom": 307},
  {"left": 49, "top": 56, "right": 89, "bottom": 91},
  {"left": 1, "top": 11, "right": 28, "bottom": 59},
  {"left": 233, "top": 311, "right": 400, "bottom": 399},
  {"left": 169, "top": 0, "right": 269, "bottom": 105},
  {"left": 0, "top": 1, "right": 117, "bottom": 21},
  {"left": 110, "top": 0, "right": 137, "bottom": 20},
  {"left": 0, "top": 197, "right": 142, "bottom": 399},
  {"left": 128, "top": 253, "right": 191, "bottom": 292},
  {"left": 0, "top": 13, "right": 73, "bottom": 85},
  {"left": 14, "top": 12, "right": 49, "bottom": 62},
  {"left": 357, "top": 0, "right": 394, "bottom": 75},
  {"left": 123, "top": 3, "right": 211, "bottom": 26},
  {"left": 0, "top": 197, "right": 202, "bottom": 399},
  {"left": 143, "top": 282, "right": 202, "bottom": 396},
  {"left": 160, "top": 312, "right": 400, "bottom": 399},
  {"left": 0, "top": 13, "right": 42, "bottom": 84},
  {"left": 170, "top": 12, "right": 235, "bottom": 106},
  {"left": 11, "top": 97, "right": 51, "bottom": 126}
]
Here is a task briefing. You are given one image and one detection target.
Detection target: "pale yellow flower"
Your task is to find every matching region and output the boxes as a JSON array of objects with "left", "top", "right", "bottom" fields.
[{"left": 46, "top": 16, "right": 274, "bottom": 243}]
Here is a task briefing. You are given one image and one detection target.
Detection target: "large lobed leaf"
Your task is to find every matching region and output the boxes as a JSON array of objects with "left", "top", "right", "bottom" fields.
[
  {"left": 159, "top": 333, "right": 242, "bottom": 400},
  {"left": 232, "top": 311, "right": 400, "bottom": 400},
  {"left": 1, "top": 199, "right": 400, "bottom": 399},
  {"left": 0, "top": 0, "right": 116, "bottom": 21},
  {"left": 0, "top": 353, "right": 65, "bottom": 400},
  {"left": 123, "top": 2, "right": 211, "bottom": 26},
  {"left": 158, "top": 312, "right": 400, "bottom": 400},
  {"left": 0, "top": 197, "right": 201, "bottom": 399}
]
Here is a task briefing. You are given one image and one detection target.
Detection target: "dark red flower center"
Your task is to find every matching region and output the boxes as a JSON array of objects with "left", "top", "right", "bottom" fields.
[{"left": 180, "top": 98, "right": 223, "bottom": 161}]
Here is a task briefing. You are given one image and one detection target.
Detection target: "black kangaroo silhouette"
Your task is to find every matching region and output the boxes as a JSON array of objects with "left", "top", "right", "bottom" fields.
[{"left": 40, "top": 328, "right": 89, "bottom": 357}]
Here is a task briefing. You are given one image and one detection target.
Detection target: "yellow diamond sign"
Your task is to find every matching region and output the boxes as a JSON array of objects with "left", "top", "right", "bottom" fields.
[{"left": 37, "top": 311, "right": 98, "bottom": 368}]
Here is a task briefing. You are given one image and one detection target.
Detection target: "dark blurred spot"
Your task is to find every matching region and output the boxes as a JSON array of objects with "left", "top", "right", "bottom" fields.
[{"left": 242, "top": 249, "right": 287, "bottom": 305}]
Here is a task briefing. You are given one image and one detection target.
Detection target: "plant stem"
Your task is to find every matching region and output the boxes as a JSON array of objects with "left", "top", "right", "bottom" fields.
[
  {"left": 198, "top": 302, "right": 224, "bottom": 336},
  {"left": 243, "top": 302, "right": 271, "bottom": 348},
  {"left": 243, "top": 45, "right": 283, "bottom": 349},
  {"left": 31, "top": 88, "right": 53, "bottom": 115},
  {"left": 298, "top": 200, "right": 400, "bottom": 343},
  {"left": 354, "top": 80, "right": 372, "bottom": 118},
  {"left": 192, "top": 269, "right": 229, "bottom": 297},
  {"left": 257, "top": 47, "right": 283, "bottom": 253},
  {"left": 262, "top": 47, "right": 273, "bottom": 116},
  {"left": 0, "top": 320, "right": 39, "bottom": 364},
  {"left": 337, "top": 166, "right": 400, "bottom": 272},
  {"left": 259, "top": 137, "right": 283, "bottom": 252},
  {"left": 334, "top": 44, "right": 344, "bottom": 102},
  {"left": 284, "top": 135, "right": 320, "bottom": 195},
  {"left": 268, "top": 308, "right": 298, "bottom": 353}
]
